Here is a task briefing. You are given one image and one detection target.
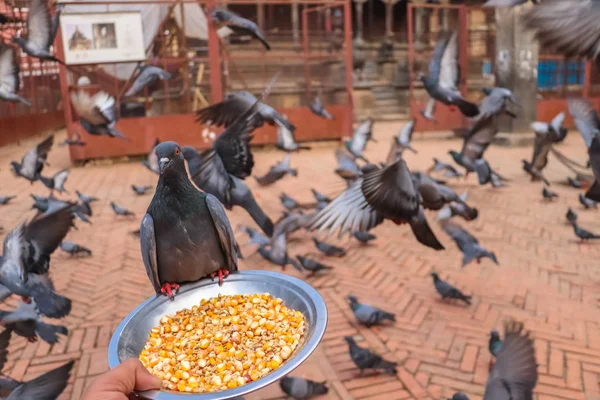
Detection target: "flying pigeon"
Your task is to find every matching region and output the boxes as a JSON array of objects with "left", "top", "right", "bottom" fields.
[
  {"left": 31, "top": 195, "right": 90, "bottom": 224},
  {"left": 59, "top": 132, "right": 86, "bottom": 147},
  {"left": 0, "top": 299, "right": 68, "bottom": 344},
  {"left": 428, "top": 158, "right": 463, "bottom": 178},
  {"left": 579, "top": 193, "right": 597, "bottom": 209},
  {"left": 142, "top": 138, "right": 160, "bottom": 174},
  {"left": 542, "top": 187, "right": 558, "bottom": 200},
  {"left": 431, "top": 273, "right": 472, "bottom": 305},
  {"left": 132, "top": 184, "right": 152, "bottom": 196},
  {"left": 212, "top": 8, "right": 271, "bottom": 50},
  {"left": 438, "top": 192, "right": 478, "bottom": 221},
  {"left": 276, "top": 117, "right": 310, "bottom": 152},
  {"left": 395, "top": 119, "right": 417, "bottom": 154},
  {"left": 39, "top": 169, "right": 69, "bottom": 193},
  {"left": 255, "top": 154, "right": 297, "bottom": 186},
  {"left": 334, "top": 148, "right": 361, "bottom": 181},
  {"left": 111, "top": 202, "right": 135, "bottom": 217},
  {"left": 566, "top": 208, "right": 578, "bottom": 224},
  {"left": 0, "top": 196, "right": 15, "bottom": 205},
  {"left": 257, "top": 234, "right": 302, "bottom": 272},
  {"left": 524, "top": 112, "right": 568, "bottom": 184},
  {"left": 125, "top": 65, "right": 172, "bottom": 97},
  {"left": 420, "top": 97, "right": 437, "bottom": 122},
  {"left": 353, "top": 231, "right": 376, "bottom": 244},
  {"left": 76, "top": 191, "right": 98, "bottom": 204},
  {"left": 60, "top": 241, "right": 92, "bottom": 257},
  {"left": 11, "top": 0, "right": 63, "bottom": 63},
  {"left": 0, "top": 355, "right": 73, "bottom": 399},
  {"left": 279, "top": 376, "right": 328, "bottom": 400},
  {"left": 440, "top": 220, "right": 498, "bottom": 266},
  {"left": 272, "top": 211, "right": 315, "bottom": 239},
  {"left": 313, "top": 238, "right": 346, "bottom": 257},
  {"left": 280, "top": 193, "right": 300, "bottom": 211},
  {"left": 0, "top": 44, "right": 30, "bottom": 105},
  {"left": 70, "top": 90, "right": 127, "bottom": 140},
  {"left": 344, "top": 118, "right": 375, "bottom": 162},
  {"left": 474, "top": 159, "right": 507, "bottom": 188},
  {"left": 309, "top": 96, "right": 335, "bottom": 120},
  {"left": 347, "top": 295, "right": 395, "bottom": 327},
  {"left": 11, "top": 135, "right": 53, "bottom": 182},
  {"left": 344, "top": 336, "right": 397, "bottom": 375},
  {"left": 141, "top": 141, "right": 239, "bottom": 299},
  {"left": 311, "top": 189, "right": 331, "bottom": 204},
  {"left": 567, "top": 97, "right": 599, "bottom": 149},
  {"left": 295, "top": 255, "right": 333, "bottom": 275}
]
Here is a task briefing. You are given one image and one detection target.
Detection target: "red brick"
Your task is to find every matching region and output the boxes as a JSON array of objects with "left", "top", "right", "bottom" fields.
[{"left": 460, "top": 345, "right": 478, "bottom": 372}]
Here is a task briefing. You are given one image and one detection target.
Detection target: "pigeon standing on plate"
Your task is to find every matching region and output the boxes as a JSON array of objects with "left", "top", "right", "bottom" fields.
[
  {"left": 11, "top": 135, "right": 53, "bottom": 183},
  {"left": 70, "top": 90, "right": 127, "bottom": 140},
  {"left": 0, "top": 44, "right": 31, "bottom": 105},
  {"left": 59, "top": 132, "right": 86, "bottom": 147},
  {"left": 295, "top": 256, "right": 333, "bottom": 275},
  {"left": 419, "top": 31, "right": 479, "bottom": 118},
  {"left": 111, "top": 202, "right": 135, "bottom": 217},
  {"left": 276, "top": 117, "right": 310, "bottom": 152},
  {"left": 347, "top": 295, "right": 395, "bottom": 327},
  {"left": 344, "top": 118, "right": 375, "bottom": 162},
  {"left": 254, "top": 154, "right": 297, "bottom": 186},
  {"left": 441, "top": 220, "right": 498, "bottom": 266},
  {"left": 313, "top": 238, "right": 346, "bottom": 257},
  {"left": 571, "top": 221, "right": 600, "bottom": 242},
  {"left": 279, "top": 376, "right": 328, "bottom": 399},
  {"left": 344, "top": 336, "right": 397, "bottom": 375},
  {"left": 142, "top": 138, "right": 161, "bottom": 174},
  {"left": 566, "top": 208, "right": 578, "bottom": 224},
  {"left": 0, "top": 299, "right": 68, "bottom": 344},
  {"left": 542, "top": 187, "right": 558, "bottom": 200},
  {"left": 431, "top": 273, "right": 472, "bottom": 305},
  {"left": 132, "top": 185, "right": 152, "bottom": 196},
  {"left": 309, "top": 96, "right": 335, "bottom": 120},
  {"left": 60, "top": 241, "right": 92, "bottom": 257},
  {"left": 257, "top": 234, "right": 301, "bottom": 272},
  {"left": 212, "top": 8, "right": 271, "bottom": 50},
  {"left": 39, "top": 169, "right": 69, "bottom": 194},
  {"left": 141, "top": 142, "right": 239, "bottom": 299},
  {"left": 125, "top": 65, "right": 172, "bottom": 97},
  {"left": 579, "top": 193, "right": 597, "bottom": 209},
  {"left": 0, "top": 196, "right": 15, "bottom": 205},
  {"left": 353, "top": 231, "right": 376, "bottom": 244},
  {"left": 11, "top": 0, "right": 63, "bottom": 64}
]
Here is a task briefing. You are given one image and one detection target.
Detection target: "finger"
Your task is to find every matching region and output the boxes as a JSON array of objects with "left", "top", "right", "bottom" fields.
[
  {"left": 91, "top": 359, "right": 161, "bottom": 395},
  {"left": 133, "top": 360, "right": 163, "bottom": 391}
]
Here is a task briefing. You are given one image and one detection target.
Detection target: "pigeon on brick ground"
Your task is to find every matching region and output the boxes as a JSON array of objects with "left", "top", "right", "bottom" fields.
[
  {"left": 542, "top": 187, "right": 558, "bottom": 200},
  {"left": 344, "top": 336, "right": 397, "bottom": 375},
  {"left": 566, "top": 208, "right": 578, "bottom": 224},
  {"left": 347, "top": 295, "right": 395, "bottom": 327},
  {"left": 0, "top": 299, "right": 68, "bottom": 344},
  {"left": 312, "top": 238, "right": 346, "bottom": 257},
  {"left": 353, "top": 231, "right": 376, "bottom": 244},
  {"left": 579, "top": 193, "right": 598, "bottom": 209},
  {"left": 132, "top": 185, "right": 152, "bottom": 196},
  {"left": 141, "top": 142, "right": 239, "bottom": 299},
  {"left": 0, "top": 196, "right": 15, "bottom": 205},
  {"left": 60, "top": 241, "right": 92, "bottom": 257},
  {"left": 257, "top": 235, "right": 301, "bottom": 272},
  {"left": 571, "top": 221, "right": 600, "bottom": 242},
  {"left": 448, "top": 393, "right": 470, "bottom": 400},
  {"left": 279, "top": 376, "right": 328, "bottom": 399},
  {"left": 111, "top": 202, "right": 135, "bottom": 217},
  {"left": 440, "top": 220, "right": 498, "bottom": 267},
  {"left": 431, "top": 273, "right": 472, "bottom": 305},
  {"left": 296, "top": 256, "right": 333, "bottom": 275}
]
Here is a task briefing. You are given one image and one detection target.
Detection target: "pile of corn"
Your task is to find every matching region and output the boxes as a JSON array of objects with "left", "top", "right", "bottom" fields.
[{"left": 139, "top": 293, "right": 307, "bottom": 393}]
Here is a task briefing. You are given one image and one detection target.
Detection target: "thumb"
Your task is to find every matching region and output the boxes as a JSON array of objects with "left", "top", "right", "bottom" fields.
[{"left": 133, "top": 360, "right": 163, "bottom": 391}]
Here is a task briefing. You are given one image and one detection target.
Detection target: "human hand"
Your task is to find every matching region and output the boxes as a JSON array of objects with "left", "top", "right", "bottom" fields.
[{"left": 81, "top": 358, "right": 162, "bottom": 400}]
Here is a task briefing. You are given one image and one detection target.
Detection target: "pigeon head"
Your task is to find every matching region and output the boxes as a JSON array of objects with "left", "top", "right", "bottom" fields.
[
  {"left": 314, "top": 381, "right": 329, "bottom": 395},
  {"left": 481, "top": 87, "right": 493, "bottom": 96},
  {"left": 490, "top": 330, "right": 500, "bottom": 341},
  {"left": 11, "top": 36, "right": 25, "bottom": 46},
  {"left": 343, "top": 336, "right": 356, "bottom": 345},
  {"left": 211, "top": 9, "right": 227, "bottom": 22},
  {"left": 155, "top": 141, "right": 184, "bottom": 174},
  {"left": 431, "top": 272, "right": 440, "bottom": 281},
  {"left": 448, "top": 150, "right": 461, "bottom": 162},
  {"left": 10, "top": 161, "right": 21, "bottom": 175},
  {"left": 346, "top": 295, "right": 358, "bottom": 307}
]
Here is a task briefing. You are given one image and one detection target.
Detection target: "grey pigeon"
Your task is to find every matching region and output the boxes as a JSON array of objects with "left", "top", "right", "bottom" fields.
[
  {"left": 441, "top": 220, "right": 498, "bottom": 267},
  {"left": 334, "top": 148, "right": 361, "bottom": 181},
  {"left": 420, "top": 97, "right": 437, "bottom": 122},
  {"left": 31, "top": 195, "right": 90, "bottom": 224},
  {"left": 431, "top": 273, "right": 472, "bottom": 305},
  {"left": 568, "top": 97, "right": 599, "bottom": 149},
  {"left": 475, "top": 159, "right": 507, "bottom": 188},
  {"left": 438, "top": 191, "right": 478, "bottom": 221},
  {"left": 60, "top": 241, "right": 92, "bottom": 257},
  {"left": 111, "top": 202, "right": 135, "bottom": 217},
  {"left": 309, "top": 96, "right": 335, "bottom": 120},
  {"left": 0, "top": 203, "right": 74, "bottom": 318},
  {"left": 311, "top": 189, "right": 330, "bottom": 204},
  {"left": 272, "top": 211, "right": 315, "bottom": 239},
  {"left": 132, "top": 184, "right": 152, "bottom": 196},
  {"left": 347, "top": 295, "right": 395, "bottom": 327},
  {"left": 76, "top": 191, "right": 98, "bottom": 204},
  {"left": 448, "top": 394, "right": 470, "bottom": 400},
  {"left": 311, "top": 160, "right": 445, "bottom": 251},
  {"left": 427, "top": 158, "right": 463, "bottom": 178},
  {"left": 525, "top": 112, "right": 568, "bottom": 184},
  {"left": 566, "top": 208, "right": 578, "bottom": 224},
  {"left": 412, "top": 171, "right": 470, "bottom": 210},
  {"left": 141, "top": 141, "right": 239, "bottom": 299},
  {"left": 58, "top": 132, "right": 86, "bottom": 147},
  {"left": 353, "top": 231, "right": 376, "bottom": 244},
  {"left": 344, "top": 118, "right": 375, "bottom": 162},
  {"left": 313, "top": 238, "right": 345, "bottom": 257},
  {"left": 279, "top": 376, "right": 328, "bottom": 399},
  {"left": 395, "top": 119, "right": 417, "bottom": 154},
  {"left": 39, "top": 169, "right": 69, "bottom": 193},
  {"left": 0, "top": 359, "right": 74, "bottom": 399},
  {"left": 0, "top": 44, "right": 30, "bottom": 105},
  {"left": 420, "top": 31, "right": 479, "bottom": 118},
  {"left": 277, "top": 117, "right": 310, "bottom": 152},
  {"left": 0, "top": 299, "right": 67, "bottom": 344},
  {"left": 571, "top": 221, "right": 600, "bottom": 242},
  {"left": 296, "top": 255, "right": 333, "bottom": 275},
  {"left": 238, "top": 225, "right": 270, "bottom": 247},
  {"left": 11, "top": 0, "right": 63, "bottom": 63},
  {"left": 11, "top": 135, "right": 53, "bottom": 183},
  {"left": 568, "top": 176, "right": 583, "bottom": 189},
  {"left": 257, "top": 234, "right": 302, "bottom": 272},
  {"left": 585, "top": 134, "right": 600, "bottom": 202},
  {"left": 579, "top": 193, "right": 597, "bottom": 209},
  {"left": 0, "top": 196, "right": 15, "bottom": 205},
  {"left": 212, "top": 8, "right": 271, "bottom": 50},
  {"left": 70, "top": 90, "right": 127, "bottom": 140},
  {"left": 542, "top": 187, "right": 558, "bottom": 200},
  {"left": 142, "top": 138, "right": 160, "bottom": 174},
  {"left": 489, "top": 330, "right": 502, "bottom": 357},
  {"left": 125, "top": 65, "right": 172, "bottom": 97},
  {"left": 344, "top": 336, "right": 397, "bottom": 375},
  {"left": 255, "top": 154, "right": 297, "bottom": 186},
  {"left": 482, "top": 320, "right": 537, "bottom": 400},
  {"left": 280, "top": 193, "right": 300, "bottom": 211}
]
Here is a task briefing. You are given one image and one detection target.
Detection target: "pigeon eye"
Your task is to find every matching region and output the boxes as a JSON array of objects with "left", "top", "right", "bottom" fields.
[{"left": 175, "top": 148, "right": 180, "bottom": 155}]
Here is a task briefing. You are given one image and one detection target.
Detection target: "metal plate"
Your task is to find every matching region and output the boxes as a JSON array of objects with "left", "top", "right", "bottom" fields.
[{"left": 108, "top": 271, "right": 328, "bottom": 399}]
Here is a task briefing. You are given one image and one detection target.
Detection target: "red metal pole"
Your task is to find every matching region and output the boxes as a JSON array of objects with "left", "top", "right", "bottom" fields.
[
  {"left": 343, "top": 0, "right": 353, "bottom": 136},
  {"left": 207, "top": 1, "right": 223, "bottom": 102},
  {"left": 407, "top": 3, "right": 414, "bottom": 111},
  {"left": 584, "top": 60, "right": 592, "bottom": 99},
  {"left": 302, "top": 6, "right": 310, "bottom": 103}
]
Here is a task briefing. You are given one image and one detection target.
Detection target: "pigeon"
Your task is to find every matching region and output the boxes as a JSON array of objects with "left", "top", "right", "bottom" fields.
[
  {"left": 579, "top": 193, "right": 598, "bottom": 209},
  {"left": 567, "top": 176, "right": 583, "bottom": 189},
  {"left": 111, "top": 202, "right": 135, "bottom": 217},
  {"left": 125, "top": 65, "right": 172, "bottom": 97},
  {"left": 427, "top": 158, "right": 463, "bottom": 178},
  {"left": 309, "top": 96, "right": 335, "bottom": 120},
  {"left": 272, "top": 211, "right": 315, "bottom": 238},
  {"left": 334, "top": 148, "right": 361, "bottom": 181},
  {"left": 420, "top": 97, "right": 437, "bottom": 122},
  {"left": 257, "top": 234, "right": 302, "bottom": 272},
  {"left": 353, "top": 231, "right": 376, "bottom": 244},
  {"left": 489, "top": 329, "right": 502, "bottom": 357},
  {"left": 59, "top": 241, "right": 92, "bottom": 257},
  {"left": 482, "top": 320, "right": 537, "bottom": 400},
  {"left": 280, "top": 193, "right": 301, "bottom": 211},
  {"left": 131, "top": 184, "right": 152, "bottom": 196},
  {"left": 440, "top": 220, "right": 498, "bottom": 267},
  {"left": 431, "top": 273, "right": 472, "bottom": 305},
  {"left": 11, "top": 135, "right": 53, "bottom": 183},
  {"left": 412, "top": 171, "right": 470, "bottom": 210},
  {"left": 279, "top": 376, "right": 328, "bottom": 400},
  {"left": 212, "top": 8, "right": 271, "bottom": 50},
  {"left": 447, "top": 393, "right": 470, "bottom": 400},
  {"left": 255, "top": 154, "right": 297, "bottom": 186},
  {"left": 474, "top": 159, "right": 507, "bottom": 188},
  {"left": 478, "top": 87, "right": 520, "bottom": 118},
  {"left": 585, "top": 135, "right": 600, "bottom": 202},
  {"left": 312, "top": 238, "right": 345, "bottom": 257},
  {"left": 566, "top": 208, "right": 578, "bottom": 224},
  {"left": 567, "top": 97, "right": 600, "bottom": 149},
  {"left": 0, "top": 44, "right": 31, "bottom": 105},
  {"left": 571, "top": 221, "right": 600, "bottom": 242},
  {"left": 311, "top": 160, "right": 445, "bottom": 250},
  {"left": 39, "top": 169, "right": 69, "bottom": 193},
  {"left": 0, "top": 299, "right": 68, "bottom": 344},
  {"left": 31, "top": 195, "right": 90, "bottom": 224},
  {"left": 238, "top": 225, "right": 270, "bottom": 247},
  {"left": 141, "top": 141, "right": 239, "bottom": 299},
  {"left": 295, "top": 255, "right": 333, "bottom": 275},
  {"left": 0, "top": 196, "right": 15, "bottom": 205},
  {"left": 438, "top": 192, "right": 479, "bottom": 221},
  {"left": 311, "top": 189, "right": 330, "bottom": 204},
  {"left": 344, "top": 119, "right": 375, "bottom": 162},
  {"left": 394, "top": 119, "right": 417, "bottom": 154},
  {"left": 449, "top": 115, "right": 498, "bottom": 177},
  {"left": 347, "top": 295, "right": 395, "bottom": 327},
  {"left": 0, "top": 356, "right": 74, "bottom": 399},
  {"left": 58, "top": 132, "right": 86, "bottom": 147},
  {"left": 344, "top": 336, "right": 397, "bottom": 375},
  {"left": 530, "top": 112, "right": 568, "bottom": 143},
  {"left": 70, "top": 90, "right": 127, "bottom": 140},
  {"left": 419, "top": 31, "right": 479, "bottom": 118},
  {"left": 542, "top": 187, "right": 558, "bottom": 200},
  {"left": 0, "top": 203, "right": 74, "bottom": 318},
  {"left": 76, "top": 191, "right": 98, "bottom": 204},
  {"left": 11, "top": 0, "right": 63, "bottom": 63},
  {"left": 276, "top": 117, "right": 310, "bottom": 152},
  {"left": 142, "top": 138, "right": 161, "bottom": 174}
]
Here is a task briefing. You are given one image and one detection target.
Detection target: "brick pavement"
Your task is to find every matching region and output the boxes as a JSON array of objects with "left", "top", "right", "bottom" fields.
[{"left": 0, "top": 123, "right": 599, "bottom": 400}]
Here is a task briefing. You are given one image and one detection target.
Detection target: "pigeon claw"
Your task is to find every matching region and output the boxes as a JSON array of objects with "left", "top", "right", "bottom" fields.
[
  {"left": 160, "top": 282, "right": 180, "bottom": 300},
  {"left": 210, "top": 268, "right": 230, "bottom": 286},
  {"left": 27, "top": 336, "right": 38, "bottom": 343},
  {"left": 21, "top": 296, "right": 31, "bottom": 304},
  {"left": 477, "top": 258, "right": 481, "bottom": 265}
]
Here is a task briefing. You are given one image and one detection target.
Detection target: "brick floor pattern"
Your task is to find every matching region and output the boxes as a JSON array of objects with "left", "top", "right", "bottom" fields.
[{"left": 0, "top": 123, "right": 599, "bottom": 400}]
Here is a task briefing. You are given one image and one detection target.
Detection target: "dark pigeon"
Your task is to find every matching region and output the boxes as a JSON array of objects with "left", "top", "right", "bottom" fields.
[
  {"left": 568, "top": 176, "right": 583, "bottom": 189},
  {"left": 579, "top": 193, "right": 597, "bottom": 209},
  {"left": 255, "top": 154, "right": 297, "bottom": 186},
  {"left": 111, "top": 202, "right": 135, "bottom": 217},
  {"left": 0, "top": 196, "right": 15, "bottom": 205},
  {"left": 0, "top": 359, "right": 74, "bottom": 399},
  {"left": 542, "top": 187, "right": 558, "bottom": 200},
  {"left": 296, "top": 255, "right": 333, "bottom": 275},
  {"left": 474, "top": 159, "right": 507, "bottom": 188},
  {"left": 257, "top": 234, "right": 302, "bottom": 272},
  {"left": 571, "top": 221, "right": 600, "bottom": 242},
  {"left": 447, "top": 394, "right": 470, "bottom": 400},
  {"left": 313, "top": 238, "right": 345, "bottom": 257},
  {"left": 489, "top": 329, "right": 502, "bottom": 358},
  {"left": 70, "top": 90, "right": 127, "bottom": 140},
  {"left": 58, "top": 132, "right": 86, "bottom": 147},
  {"left": 212, "top": 8, "right": 271, "bottom": 50},
  {"left": 353, "top": 231, "right": 376, "bottom": 244},
  {"left": 141, "top": 141, "right": 239, "bottom": 299},
  {"left": 280, "top": 376, "right": 328, "bottom": 399},
  {"left": 440, "top": 220, "right": 498, "bottom": 267},
  {"left": 344, "top": 336, "right": 397, "bottom": 375},
  {"left": 11, "top": 0, "right": 63, "bottom": 63},
  {"left": 438, "top": 192, "right": 478, "bottom": 221},
  {"left": 585, "top": 134, "right": 600, "bottom": 202},
  {"left": 39, "top": 169, "right": 69, "bottom": 193},
  {"left": 0, "top": 299, "right": 68, "bottom": 344},
  {"left": 132, "top": 184, "right": 152, "bottom": 196},
  {"left": 347, "top": 295, "right": 395, "bottom": 327},
  {"left": 125, "top": 65, "right": 172, "bottom": 97},
  {"left": 11, "top": 135, "right": 53, "bottom": 183},
  {"left": 431, "top": 273, "right": 472, "bottom": 305},
  {"left": 0, "top": 44, "right": 31, "bottom": 105},
  {"left": 309, "top": 96, "right": 335, "bottom": 120},
  {"left": 59, "top": 241, "right": 92, "bottom": 257},
  {"left": 566, "top": 208, "right": 578, "bottom": 224}
]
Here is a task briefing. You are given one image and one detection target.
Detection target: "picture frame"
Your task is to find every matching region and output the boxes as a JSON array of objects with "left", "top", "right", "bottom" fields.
[{"left": 60, "top": 12, "right": 146, "bottom": 65}]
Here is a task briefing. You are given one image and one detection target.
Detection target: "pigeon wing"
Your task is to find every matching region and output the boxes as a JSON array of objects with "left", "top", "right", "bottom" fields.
[
  {"left": 196, "top": 92, "right": 254, "bottom": 128},
  {"left": 462, "top": 116, "right": 498, "bottom": 160},
  {"left": 439, "top": 31, "right": 459, "bottom": 90},
  {"left": 429, "top": 33, "right": 451, "bottom": 81},
  {"left": 26, "top": 203, "right": 74, "bottom": 257},
  {"left": 26, "top": 0, "right": 52, "bottom": 50},
  {"left": 205, "top": 195, "right": 239, "bottom": 273},
  {"left": 0, "top": 45, "right": 20, "bottom": 94},
  {"left": 192, "top": 149, "right": 233, "bottom": 207},
  {"left": 7, "top": 361, "right": 74, "bottom": 400},
  {"left": 140, "top": 214, "right": 161, "bottom": 293},
  {"left": 70, "top": 90, "right": 109, "bottom": 126},
  {"left": 568, "top": 97, "right": 600, "bottom": 147}
]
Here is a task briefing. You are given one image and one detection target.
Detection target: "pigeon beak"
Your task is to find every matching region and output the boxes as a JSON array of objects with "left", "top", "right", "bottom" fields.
[{"left": 159, "top": 157, "right": 170, "bottom": 174}]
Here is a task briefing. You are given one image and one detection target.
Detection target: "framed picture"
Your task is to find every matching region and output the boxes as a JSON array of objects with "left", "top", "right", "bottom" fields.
[{"left": 60, "top": 12, "right": 145, "bottom": 65}]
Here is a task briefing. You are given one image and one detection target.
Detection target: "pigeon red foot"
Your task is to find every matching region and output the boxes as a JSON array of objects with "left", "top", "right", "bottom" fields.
[
  {"left": 354, "top": 370, "right": 380, "bottom": 378},
  {"left": 160, "top": 282, "right": 180, "bottom": 300},
  {"left": 21, "top": 296, "right": 31, "bottom": 304},
  {"left": 27, "top": 336, "right": 38, "bottom": 343},
  {"left": 211, "top": 268, "right": 230, "bottom": 285}
]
